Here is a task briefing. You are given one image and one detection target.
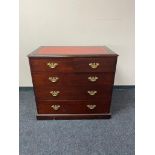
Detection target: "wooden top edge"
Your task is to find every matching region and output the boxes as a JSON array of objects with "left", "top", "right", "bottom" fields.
[{"left": 28, "top": 46, "right": 119, "bottom": 57}]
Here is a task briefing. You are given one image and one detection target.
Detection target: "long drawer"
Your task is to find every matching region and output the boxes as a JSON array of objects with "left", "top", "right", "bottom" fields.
[
  {"left": 37, "top": 100, "right": 110, "bottom": 114},
  {"left": 34, "top": 85, "right": 113, "bottom": 100},
  {"left": 29, "top": 57, "right": 117, "bottom": 73},
  {"left": 32, "top": 72, "right": 115, "bottom": 87}
]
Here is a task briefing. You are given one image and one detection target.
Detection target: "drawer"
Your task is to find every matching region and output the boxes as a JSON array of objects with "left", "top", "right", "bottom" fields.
[
  {"left": 34, "top": 85, "right": 113, "bottom": 100},
  {"left": 32, "top": 72, "right": 115, "bottom": 87},
  {"left": 37, "top": 100, "right": 110, "bottom": 114},
  {"left": 29, "top": 58, "right": 74, "bottom": 72},
  {"left": 29, "top": 57, "right": 117, "bottom": 73},
  {"left": 74, "top": 57, "right": 117, "bottom": 72}
]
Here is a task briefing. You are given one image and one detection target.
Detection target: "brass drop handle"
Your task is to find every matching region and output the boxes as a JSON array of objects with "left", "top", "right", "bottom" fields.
[
  {"left": 88, "top": 76, "right": 98, "bottom": 82},
  {"left": 89, "top": 63, "right": 99, "bottom": 69},
  {"left": 51, "top": 105, "right": 60, "bottom": 111},
  {"left": 87, "top": 90, "right": 97, "bottom": 96},
  {"left": 49, "top": 77, "right": 59, "bottom": 83},
  {"left": 47, "top": 62, "right": 58, "bottom": 68},
  {"left": 87, "top": 105, "right": 96, "bottom": 110},
  {"left": 50, "top": 91, "right": 60, "bottom": 96}
]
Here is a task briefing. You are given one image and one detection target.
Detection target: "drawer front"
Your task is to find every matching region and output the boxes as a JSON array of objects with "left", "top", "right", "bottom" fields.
[
  {"left": 74, "top": 57, "right": 117, "bottom": 72},
  {"left": 29, "top": 57, "right": 117, "bottom": 73},
  {"left": 37, "top": 100, "right": 110, "bottom": 114},
  {"left": 32, "top": 72, "right": 115, "bottom": 87},
  {"left": 29, "top": 58, "right": 74, "bottom": 72},
  {"left": 34, "top": 85, "right": 113, "bottom": 100}
]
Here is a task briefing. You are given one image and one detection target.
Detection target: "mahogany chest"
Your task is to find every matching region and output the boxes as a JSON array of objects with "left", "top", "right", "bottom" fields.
[{"left": 28, "top": 46, "right": 118, "bottom": 120}]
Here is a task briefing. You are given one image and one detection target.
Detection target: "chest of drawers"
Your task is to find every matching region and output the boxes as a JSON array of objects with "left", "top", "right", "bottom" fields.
[{"left": 28, "top": 46, "right": 118, "bottom": 120}]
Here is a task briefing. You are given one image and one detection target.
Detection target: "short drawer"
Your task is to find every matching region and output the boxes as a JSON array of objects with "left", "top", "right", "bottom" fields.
[
  {"left": 37, "top": 100, "right": 110, "bottom": 114},
  {"left": 74, "top": 57, "right": 117, "bottom": 72},
  {"left": 34, "top": 85, "right": 113, "bottom": 100},
  {"left": 29, "top": 58, "right": 74, "bottom": 72},
  {"left": 32, "top": 72, "right": 115, "bottom": 87}
]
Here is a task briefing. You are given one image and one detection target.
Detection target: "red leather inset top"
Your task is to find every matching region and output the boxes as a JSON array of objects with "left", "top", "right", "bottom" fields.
[{"left": 36, "top": 47, "right": 108, "bottom": 55}]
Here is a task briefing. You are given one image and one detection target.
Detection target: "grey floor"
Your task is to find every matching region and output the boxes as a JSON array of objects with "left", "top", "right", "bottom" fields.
[{"left": 19, "top": 88, "right": 135, "bottom": 155}]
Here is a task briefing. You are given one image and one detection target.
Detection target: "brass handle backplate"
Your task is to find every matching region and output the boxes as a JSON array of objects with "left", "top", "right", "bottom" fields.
[
  {"left": 47, "top": 62, "right": 58, "bottom": 68},
  {"left": 89, "top": 63, "right": 99, "bottom": 69},
  {"left": 87, "top": 105, "right": 96, "bottom": 110},
  {"left": 51, "top": 105, "right": 60, "bottom": 111},
  {"left": 49, "top": 77, "right": 59, "bottom": 83},
  {"left": 87, "top": 90, "right": 97, "bottom": 96},
  {"left": 88, "top": 76, "right": 98, "bottom": 82},
  {"left": 50, "top": 91, "right": 60, "bottom": 96}
]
